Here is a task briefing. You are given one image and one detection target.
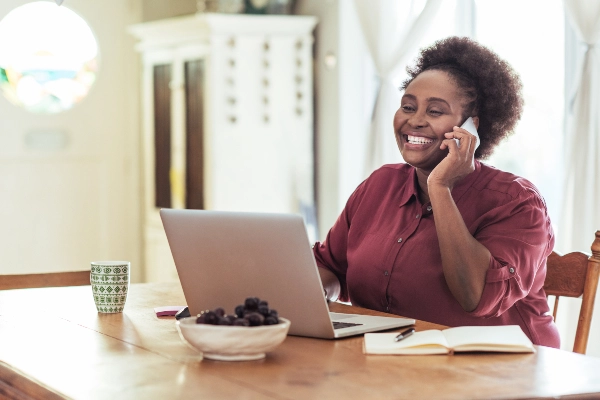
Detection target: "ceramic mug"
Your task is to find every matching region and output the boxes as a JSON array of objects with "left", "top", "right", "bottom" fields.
[{"left": 90, "top": 261, "right": 130, "bottom": 313}]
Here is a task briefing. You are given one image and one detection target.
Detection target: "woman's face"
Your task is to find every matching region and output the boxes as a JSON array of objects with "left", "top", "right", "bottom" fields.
[{"left": 394, "top": 69, "right": 467, "bottom": 173}]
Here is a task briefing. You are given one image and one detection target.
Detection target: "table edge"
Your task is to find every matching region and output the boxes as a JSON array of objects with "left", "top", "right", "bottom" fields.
[{"left": 0, "top": 360, "right": 69, "bottom": 400}]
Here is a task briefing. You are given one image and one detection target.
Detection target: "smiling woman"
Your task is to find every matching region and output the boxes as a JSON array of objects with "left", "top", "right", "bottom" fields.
[
  {"left": 0, "top": 1, "right": 98, "bottom": 113},
  {"left": 314, "top": 36, "right": 560, "bottom": 349}
]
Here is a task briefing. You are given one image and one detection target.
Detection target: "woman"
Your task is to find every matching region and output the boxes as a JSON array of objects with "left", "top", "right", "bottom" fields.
[{"left": 314, "top": 37, "right": 559, "bottom": 347}]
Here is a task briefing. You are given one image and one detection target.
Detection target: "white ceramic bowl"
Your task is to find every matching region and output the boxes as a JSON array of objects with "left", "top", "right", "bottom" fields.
[{"left": 176, "top": 317, "right": 291, "bottom": 361}]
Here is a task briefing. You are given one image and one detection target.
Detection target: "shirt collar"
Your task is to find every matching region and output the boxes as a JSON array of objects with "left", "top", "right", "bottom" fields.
[
  {"left": 398, "top": 160, "right": 482, "bottom": 207},
  {"left": 398, "top": 167, "right": 419, "bottom": 207}
]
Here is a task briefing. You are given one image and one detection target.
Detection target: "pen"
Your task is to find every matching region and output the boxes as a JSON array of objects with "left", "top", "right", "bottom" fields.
[{"left": 394, "top": 327, "right": 415, "bottom": 342}]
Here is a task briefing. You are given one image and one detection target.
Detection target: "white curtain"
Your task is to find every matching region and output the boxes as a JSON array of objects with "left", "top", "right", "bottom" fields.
[
  {"left": 353, "top": 0, "right": 442, "bottom": 175},
  {"left": 560, "top": 0, "right": 600, "bottom": 253},
  {"left": 558, "top": 0, "right": 600, "bottom": 356}
]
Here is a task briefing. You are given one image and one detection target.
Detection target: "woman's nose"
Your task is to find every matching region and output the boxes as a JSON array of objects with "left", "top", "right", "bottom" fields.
[{"left": 407, "top": 112, "right": 427, "bottom": 128}]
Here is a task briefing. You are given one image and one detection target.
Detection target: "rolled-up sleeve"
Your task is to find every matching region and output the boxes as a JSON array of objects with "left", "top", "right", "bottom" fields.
[{"left": 469, "top": 187, "right": 554, "bottom": 318}]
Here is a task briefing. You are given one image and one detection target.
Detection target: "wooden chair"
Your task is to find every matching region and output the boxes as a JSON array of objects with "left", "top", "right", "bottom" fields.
[
  {"left": 0, "top": 271, "right": 90, "bottom": 290},
  {"left": 545, "top": 230, "right": 600, "bottom": 354}
]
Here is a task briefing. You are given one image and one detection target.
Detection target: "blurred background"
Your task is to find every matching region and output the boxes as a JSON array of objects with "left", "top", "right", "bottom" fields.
[{"left": 0, "top": 0, "right": 597, "bottom": 355}]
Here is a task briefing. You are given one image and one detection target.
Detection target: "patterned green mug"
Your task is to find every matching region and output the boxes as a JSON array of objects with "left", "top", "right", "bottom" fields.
[{"left": 91, "top": 261, "right": 130, "bottom": 313}]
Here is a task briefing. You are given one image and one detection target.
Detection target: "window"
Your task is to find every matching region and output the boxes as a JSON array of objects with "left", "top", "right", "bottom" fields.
[
  {"left": 404, "top": 0, "right": 564, "bottom": 229},
  {"left": 474, "top": 0, "right": 564, "bottom": 228},
  {"left": 0, "top": 1, "right": 99, "bottom": 114}
]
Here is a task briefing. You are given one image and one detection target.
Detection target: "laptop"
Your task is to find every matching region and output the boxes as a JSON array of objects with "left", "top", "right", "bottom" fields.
[{"left": 160, "top": 208, "right": 415, "bottom": 339}]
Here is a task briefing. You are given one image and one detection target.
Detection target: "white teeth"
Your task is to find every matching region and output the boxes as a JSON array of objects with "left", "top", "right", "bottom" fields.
[{"left": 407, "top": 135, "right": 433, "bottom": 145}]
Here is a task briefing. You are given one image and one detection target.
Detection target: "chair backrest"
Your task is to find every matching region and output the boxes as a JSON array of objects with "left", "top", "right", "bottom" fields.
[
  {"left": 0, "top": 271, "right": 90, "bottom": 290},
  {"left": 545, "top": 230, "right": 600, "bottom": 354}
]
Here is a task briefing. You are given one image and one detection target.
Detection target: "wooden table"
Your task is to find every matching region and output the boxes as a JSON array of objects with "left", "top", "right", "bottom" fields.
[{"left": 1, "top": 283, "right": 600, "bottom": 399}]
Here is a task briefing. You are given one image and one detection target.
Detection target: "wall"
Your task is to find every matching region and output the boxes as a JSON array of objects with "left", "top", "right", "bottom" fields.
[
  {"left": 0, "top": 0, "right": 143, "bottom": 281},
  {"left": 295, "top": 0, "right": 371, "bottom": 240}
]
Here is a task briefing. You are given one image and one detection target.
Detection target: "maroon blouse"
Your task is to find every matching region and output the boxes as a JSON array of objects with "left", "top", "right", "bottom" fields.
[{"left": 313, "top": 161, "right": 560, "bottom": 347}]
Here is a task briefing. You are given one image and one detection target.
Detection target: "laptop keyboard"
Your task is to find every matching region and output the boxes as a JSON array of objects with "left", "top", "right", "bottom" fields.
[{"left": 332, "top": 321, "right": 363, "bottom": 329}]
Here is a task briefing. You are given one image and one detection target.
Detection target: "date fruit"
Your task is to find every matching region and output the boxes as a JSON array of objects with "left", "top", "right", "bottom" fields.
[{"left": 195, "top": 297, "right": 279, "bottom": 327}]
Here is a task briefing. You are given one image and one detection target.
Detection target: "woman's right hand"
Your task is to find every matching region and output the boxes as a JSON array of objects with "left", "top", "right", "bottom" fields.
[{"left": 318, "top": 267, "right": 341, "bottom": 302}]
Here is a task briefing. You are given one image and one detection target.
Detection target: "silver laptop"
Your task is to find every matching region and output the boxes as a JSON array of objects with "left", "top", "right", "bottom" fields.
[{"left": 160, "top": 209, "right": 415, "bottom": 339}]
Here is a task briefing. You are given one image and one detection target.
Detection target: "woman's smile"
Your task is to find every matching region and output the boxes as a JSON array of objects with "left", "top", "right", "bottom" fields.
[{"left": 404, "top": 134, "right": 435, "bottom": 146}]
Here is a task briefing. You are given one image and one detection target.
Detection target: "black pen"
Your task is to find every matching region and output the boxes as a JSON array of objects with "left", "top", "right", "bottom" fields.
[{"left": 394, "top": 327, "right": 415, "bottom": 342}]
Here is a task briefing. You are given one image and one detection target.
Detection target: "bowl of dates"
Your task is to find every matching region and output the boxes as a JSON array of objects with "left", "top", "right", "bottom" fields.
[{"left": 176, "top": 297, "right": 290, "bottom": 361}]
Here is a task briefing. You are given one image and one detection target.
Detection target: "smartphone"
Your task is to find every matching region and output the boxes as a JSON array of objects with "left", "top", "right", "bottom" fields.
[{"left": 455, "top": 117, "right": 480, "bottom": 151}]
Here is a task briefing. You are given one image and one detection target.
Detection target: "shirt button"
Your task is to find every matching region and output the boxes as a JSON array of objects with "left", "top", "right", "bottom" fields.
[
  {"left": 384, "top": 270, "right": 389, "bottom": 276},
  {"left": 427, "top": 205, "right": 432, "bottom": 212},
  {"left": 509, "top": 267, "right": 515, "bottom": 274},
  {"left": 416, "top": 214, "right": 420, "bottom": 219},
  {"left": 397, "top": 238, "right": 403, "bottom": 243}
]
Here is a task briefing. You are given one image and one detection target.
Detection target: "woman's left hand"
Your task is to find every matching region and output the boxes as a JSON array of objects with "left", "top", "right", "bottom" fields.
[{"left": 428, "top": 125, "right": 477, "bottom": 190}]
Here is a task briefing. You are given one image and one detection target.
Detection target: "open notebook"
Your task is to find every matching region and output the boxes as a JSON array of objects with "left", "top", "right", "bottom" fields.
[{"left": 364, "top": 325, "right": 535, "bottom": 355}]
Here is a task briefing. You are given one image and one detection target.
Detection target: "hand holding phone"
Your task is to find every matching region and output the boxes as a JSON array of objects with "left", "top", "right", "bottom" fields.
[{"left": 454, "top": 117, "right": 480, "bottom": 151}]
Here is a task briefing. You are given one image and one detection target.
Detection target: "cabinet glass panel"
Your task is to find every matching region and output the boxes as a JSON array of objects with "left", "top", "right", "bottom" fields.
[
  {"left": 153, "top": 64, "right": 172, "bottom": 208},
  {"left": 185, "top": 59, "right": 205, "bottom": 209}
]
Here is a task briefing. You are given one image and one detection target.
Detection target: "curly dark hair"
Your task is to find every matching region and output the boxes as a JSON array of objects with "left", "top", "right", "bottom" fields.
[{"left": 401, "top": 37, "right": 523, "bottom": 159}]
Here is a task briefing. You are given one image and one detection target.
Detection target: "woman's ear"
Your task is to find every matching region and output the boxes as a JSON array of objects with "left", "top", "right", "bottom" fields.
[{"left": 472, "top": 116, "right": 480, "bottom": 130}]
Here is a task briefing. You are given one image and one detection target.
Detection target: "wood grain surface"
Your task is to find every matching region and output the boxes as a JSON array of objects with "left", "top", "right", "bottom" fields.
[
  {"left": 1, "top": 282, "right": 600, "bottom": 400},
  {"left": 0, "top": 271, "right": 90, "bottom": 290},
  {"left": 546, "top": 252, "right": 589, "bottom": 297}
]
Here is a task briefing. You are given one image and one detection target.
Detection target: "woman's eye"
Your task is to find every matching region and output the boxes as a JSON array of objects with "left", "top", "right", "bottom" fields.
[
  {"left": 401, "top": 105, "right": 415, "bottom": 112},
  {"left": 428, "top": 109, "right": 443, "bottom": 116}
]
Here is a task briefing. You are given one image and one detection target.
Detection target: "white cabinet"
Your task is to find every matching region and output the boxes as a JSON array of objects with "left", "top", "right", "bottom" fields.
[{"left": 130, "top": 13, "right": 318, "bottom": 282}]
